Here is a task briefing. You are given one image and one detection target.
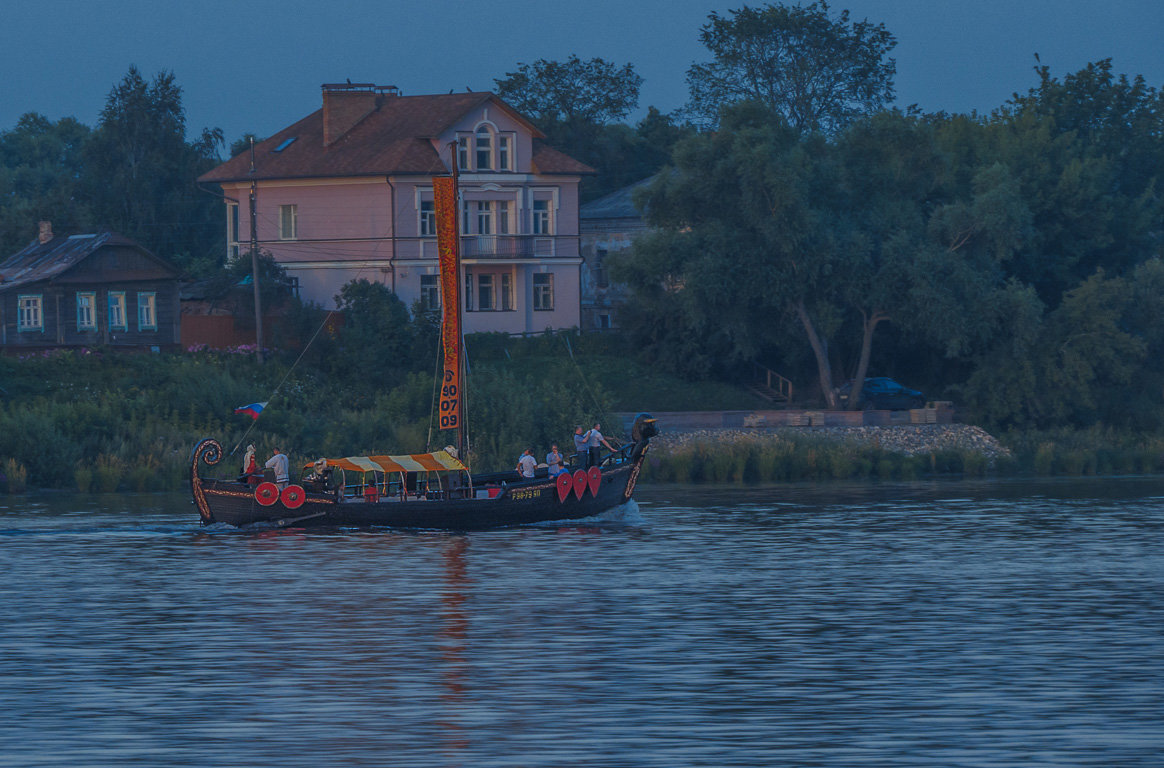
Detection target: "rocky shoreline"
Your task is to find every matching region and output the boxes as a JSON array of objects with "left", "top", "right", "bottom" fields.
[{"left": 655, "top": 423, "right": 1011, "bottom": 460}]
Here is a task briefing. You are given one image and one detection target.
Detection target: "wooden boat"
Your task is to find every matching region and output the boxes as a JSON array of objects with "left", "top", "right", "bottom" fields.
[
  {"left": 189, "top": 155, "right": 656, "bottom": 529},
  {"left": 189, "top": 415, "right": 655, "bottom": 529}
]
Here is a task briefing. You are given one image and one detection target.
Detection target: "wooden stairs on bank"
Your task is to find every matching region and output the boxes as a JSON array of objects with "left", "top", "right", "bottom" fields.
[{"left": 747, "top": 365, "right": 793, "bottom": 405}]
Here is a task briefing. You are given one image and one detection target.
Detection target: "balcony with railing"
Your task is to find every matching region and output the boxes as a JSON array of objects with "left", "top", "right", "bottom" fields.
[{"left": 419, "top": 235, "right": 575, "bottom": 260}]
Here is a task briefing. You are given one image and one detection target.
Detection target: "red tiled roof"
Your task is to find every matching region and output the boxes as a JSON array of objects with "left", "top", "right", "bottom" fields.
[
  {"left": 199, "top": 91, "right": 594, "bottom": 183},
  {"left": 531, "top": 139, "right": 594, "bottom": 175}
]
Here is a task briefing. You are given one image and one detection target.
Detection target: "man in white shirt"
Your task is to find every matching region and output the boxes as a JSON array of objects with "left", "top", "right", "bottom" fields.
[
  {"left": 265, "top": 447, "right": 290, "bottom": 487},
  {"left": 516, "top": 449, "right": 537, "bottom": 479},
  {"left": 585, "top": 423, "right": 614, "bottom": 469}
]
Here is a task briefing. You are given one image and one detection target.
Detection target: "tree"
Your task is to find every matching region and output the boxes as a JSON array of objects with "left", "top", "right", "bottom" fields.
[
  {"left": 685, "top": 1, "right": 896, "bottom": 133},
  {"left": 495, "top": 56, "right": 654, "bottom": 201},
  {"left": 83, "top": 65, "right": 225, "bottom": 271},
  {"left": 0, "top": 113, "right": 92, "bottom": 255},
  {"left": 331, "top": 279, "right": 414, "bottom": 394},
  {"left": 991, "top": 60, "right": 1164, "bottom": 301},
  {"left": 495, "top": 55, "right": 642, "bottom": 126},
  {"left": 617, "top": 105, "right": 1015, "bottom": 408},
  {"left": 575, "top": 108, "right": 697, "bottom": 202}
]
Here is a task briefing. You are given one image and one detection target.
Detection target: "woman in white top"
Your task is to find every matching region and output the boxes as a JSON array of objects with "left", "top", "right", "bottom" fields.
[{"left": 516, "top": 449, "right": 537, "bottom": 478}]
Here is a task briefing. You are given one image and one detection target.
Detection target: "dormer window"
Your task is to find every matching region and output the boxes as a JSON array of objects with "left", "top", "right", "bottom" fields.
[
  {"left": 475, "top": 126, "right": 493, "bottom": 170},
  {"left": 457, "top": 125, "right": 514, "bottom": 172},
  {"left": 498, "top": 135, "right": 511, "bottom": 171}
]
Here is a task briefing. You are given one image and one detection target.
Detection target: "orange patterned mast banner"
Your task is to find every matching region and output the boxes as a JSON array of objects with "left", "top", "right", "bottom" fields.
[{"left": 433, "top": 176, "right": 461, "bottom": 432}]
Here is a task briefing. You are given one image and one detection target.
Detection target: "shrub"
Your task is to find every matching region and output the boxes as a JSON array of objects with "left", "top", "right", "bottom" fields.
[
  {"left": 74, "top": 466, "right": 94, "bottom": 493},
  {"left": 3, "top": 459, "right": 28, "bottom": 493},
  {"left": 94, "top": 454, "right": 125, "bottom": 493}
]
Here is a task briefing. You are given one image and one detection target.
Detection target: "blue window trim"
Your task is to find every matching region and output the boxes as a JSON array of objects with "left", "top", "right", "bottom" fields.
[
  {"left": 137, "top": 291, "right": 157, "bottom": 331},
  {"left": 108, "top": 291, "right": 127, "bottom": 331},
  {"left": 76, "top": 291, "right": 97, "bottom": 331},
  {"left": 17, "top": 293, "right": 44, "bottom": 332}
]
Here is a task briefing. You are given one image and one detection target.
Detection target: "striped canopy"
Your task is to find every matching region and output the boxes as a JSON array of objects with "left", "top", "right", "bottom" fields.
[{"left": 317, "top": 450, "right": 466, "bottom": 475}]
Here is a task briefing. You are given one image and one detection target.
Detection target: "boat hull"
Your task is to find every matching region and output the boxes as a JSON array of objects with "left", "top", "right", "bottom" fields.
[{"left": 190, "top": 438, "right": 648, "bottom": 530}]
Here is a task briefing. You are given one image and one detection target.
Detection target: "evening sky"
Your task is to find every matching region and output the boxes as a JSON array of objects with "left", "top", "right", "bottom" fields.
[{"left": 3, "top": 0, "right": 1163, "bottom": 145}]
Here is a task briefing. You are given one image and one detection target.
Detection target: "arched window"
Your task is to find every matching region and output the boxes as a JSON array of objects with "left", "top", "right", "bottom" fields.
[{"left": 475, "top": 125, "right": 493, "bottom": 170}]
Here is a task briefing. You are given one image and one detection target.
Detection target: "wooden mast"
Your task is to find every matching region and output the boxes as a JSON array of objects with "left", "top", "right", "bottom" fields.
[{"left": 450, "top": 149, "right": 466, "bottom": 461}]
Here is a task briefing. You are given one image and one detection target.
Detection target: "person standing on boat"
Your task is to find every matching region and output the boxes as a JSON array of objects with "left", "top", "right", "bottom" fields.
[
  {"left": 546, "top": 444, "right": 564, "bottom": 476},
  {"left": 517, "top": 449, "right": 537, "bottom": 479},
  {"left": 585, "top": 423, "right": 614, "bottom": 469},
  {"left": 573, "top": 426, "right": 588, "bottom": 466},
  {"left": 265, "top": 447, "right": 290, "bottom": 488},
  {"left": 239, "top": 444, "right": 259, "bottom": 485}
]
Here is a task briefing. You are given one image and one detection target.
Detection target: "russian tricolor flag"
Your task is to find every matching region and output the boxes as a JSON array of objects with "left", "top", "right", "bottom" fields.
[{"left": 234, "top": 401, "right": 268, "bottom": 420}]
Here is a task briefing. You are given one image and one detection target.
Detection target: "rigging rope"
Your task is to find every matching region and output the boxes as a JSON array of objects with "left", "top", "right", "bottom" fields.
[
  {"left": 228, "top": 243, "right": 400, "bottom": 457},
  {"left": 562, "top": 333, "right": 622, "bottom": 441},
  {"left": 230, "top": 308, "right": 338, "bottom": 456}
]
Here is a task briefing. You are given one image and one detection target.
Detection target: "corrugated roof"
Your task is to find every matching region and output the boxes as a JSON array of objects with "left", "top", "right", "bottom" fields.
[
  {"left": 580, "top": 175, "right": 657, "bottom": 220},
  {"left": 0, "top": 231, "right": 150, "bottom": 291},
  {"left": 199, "top": 91, "right": 593, "bottom": 183}
]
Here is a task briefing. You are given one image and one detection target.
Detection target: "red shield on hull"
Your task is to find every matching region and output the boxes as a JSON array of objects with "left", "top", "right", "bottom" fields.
[
  {"left": 587, "top": 467, "right": 602, "bottom": 496},
  {"left": 572, "top": 469, "right": 588, "bottom": 500},
  {"left": 556, "top": 472, "right": 572, "bottom": 502},
  {"left": 281, "top": 485, "right": 306, "bottom": 509},
  {"left": 255, "top": 482, "right": 279, "bottom": 506}
]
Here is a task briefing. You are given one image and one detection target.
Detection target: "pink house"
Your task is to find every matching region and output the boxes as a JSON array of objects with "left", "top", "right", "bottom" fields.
[{"left": 198, "top": 83, "right": 593, "bottom": 334}]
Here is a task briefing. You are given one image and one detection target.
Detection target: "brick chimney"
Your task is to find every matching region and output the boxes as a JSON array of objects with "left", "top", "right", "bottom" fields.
[
  {"left": 322, "top": 83, "right": 391, "bottom": 146},
  {"left": 38, "top": 221, "right": 53, "bottom": 244}
]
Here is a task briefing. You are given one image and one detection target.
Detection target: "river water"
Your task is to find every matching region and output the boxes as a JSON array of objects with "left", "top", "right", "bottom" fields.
[{"left": 2, "top": 477, "right": 1162, "bottom": 767}]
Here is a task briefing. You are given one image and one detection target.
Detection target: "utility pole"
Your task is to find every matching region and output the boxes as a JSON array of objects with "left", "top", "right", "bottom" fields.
[{"left": 249, "top": 137, "right": 264, "bottom": 364}]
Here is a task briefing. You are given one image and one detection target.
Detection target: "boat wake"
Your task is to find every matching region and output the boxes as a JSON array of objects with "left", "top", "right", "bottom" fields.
[{"left": 532, "top": 498, "right": 648, "bottom": 529}]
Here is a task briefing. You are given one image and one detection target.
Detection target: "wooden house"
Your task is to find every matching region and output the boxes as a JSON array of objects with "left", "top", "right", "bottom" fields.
[{"left": 0, "top": 222, "right": 182, "bottom": 351}]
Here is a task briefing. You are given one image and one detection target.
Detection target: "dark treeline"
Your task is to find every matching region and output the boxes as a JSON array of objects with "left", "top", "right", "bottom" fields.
[
  {"left": 3, "top": 2, "right": 1164, "bottom": 445},
  {"left": 0, "top": 66, "right": 225, "bottom": 274},
  {"left": 608, "top": 4, "right": 1164, "bottom": 434}
]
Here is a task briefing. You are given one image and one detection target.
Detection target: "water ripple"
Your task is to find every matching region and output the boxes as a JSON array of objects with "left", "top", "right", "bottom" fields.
[{"left": 1, "top": 479, "right": 1163, "bottom": 766}]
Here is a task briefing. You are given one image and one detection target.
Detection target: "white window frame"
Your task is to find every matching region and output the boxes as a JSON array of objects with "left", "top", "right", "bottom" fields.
[
  {"left": 532, "top": 199, "right": 553, "bottom": 235},
  {"left": 476, "top": 201, "right": 493, "bottom": 235},
  {"left": 108, "top": 291, "right": 127, "bottom": 331},
  {"left": 419, "top": 200, "right": 436, "bottom": 237},
  {"left": 477, "top": 273, "right": 496, "bottom": 311},
  {"left": 533, "top": 273, "right": 554, "bottom": 311},
  {"left": 17, "top": 294, "right": 43, "bottom": 332},
  {"left": 76, "top": 292, "right": 96, "bottom": 331},
  {"left": 278, "top": 204, "right": 298, "bottom": 240},
  {"left": 137, "top": 291, "right": 157, "bottom": 331},
  {"left": 457, "top": 136, "right": 470, "bottom": 171},
  {"left": 420, "top": 274, "right": 441, "bottom": 311},
  {"left": 498, "top": 134, "right": 512, "bottom": 171},
  {"left": 227, "top": 202, "right": 240, "bottom": 261},
  {"left": 501, "top": 273, "right": 514, "bottom": 310},
  {"left": 475, "top": 126, "right": 493, "bottom": 170},
  {"left": 464, "top": 271, "right": 473, "bottom": 311},
  {"left": 497, "top": 200, "right": 510, "bottom": 234}
]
